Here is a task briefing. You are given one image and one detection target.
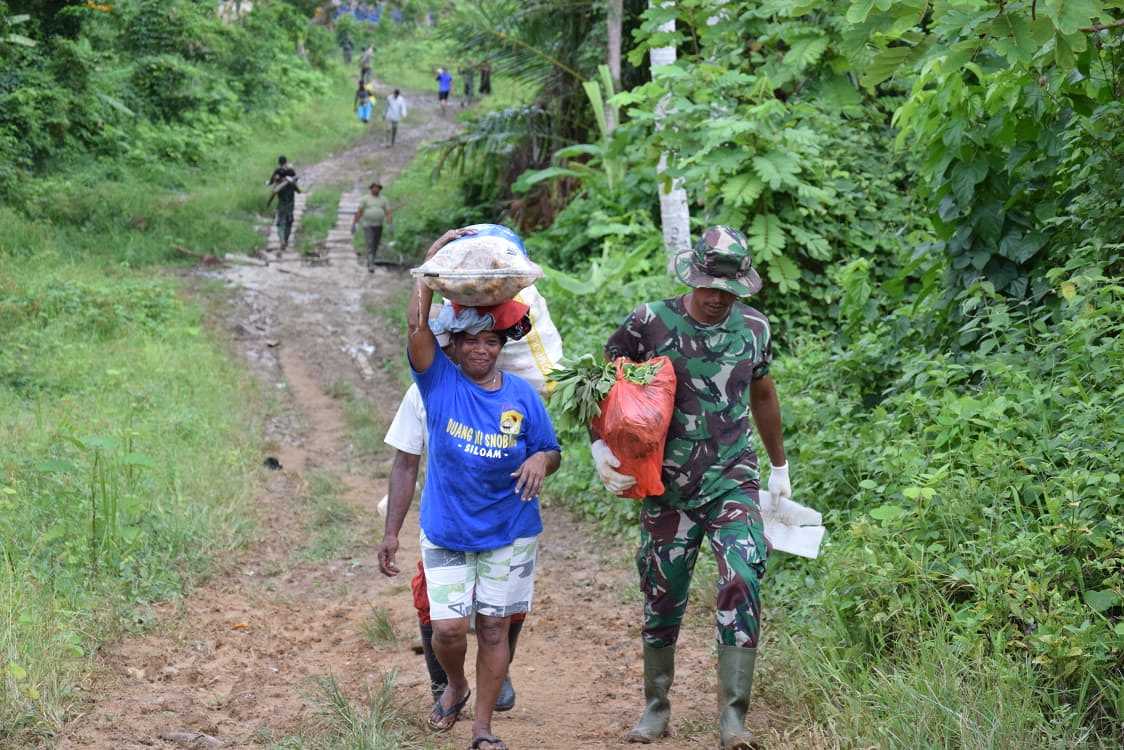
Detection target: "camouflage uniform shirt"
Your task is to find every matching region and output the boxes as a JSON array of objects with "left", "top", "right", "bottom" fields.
[{"left": 605, "top": 296, "right": 772, "bottom": 510}]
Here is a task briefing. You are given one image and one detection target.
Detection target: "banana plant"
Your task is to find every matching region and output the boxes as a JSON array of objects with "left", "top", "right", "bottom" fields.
[
  {"left": 512, "top": 64, "right": 623, "bottom": 194},
  {"left": 1, "top": 13, "right": 35, "bottom": 48}
]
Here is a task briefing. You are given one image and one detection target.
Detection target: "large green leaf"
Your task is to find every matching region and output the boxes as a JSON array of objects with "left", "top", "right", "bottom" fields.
[
  {"left": 785, "top": 36, "right": 830, "bottom": 71},
  {"left": 752, "top": 151, "right": 800, "bottom": 189},
  {"left": 860, "top": 45, "right": 918, "bottom": 89},
  {"left": 1083, "top": 589, "right": 1120, "bottom": 613},
  {"left": 989, "top": 12, "right": 1039, "bottom": 64},
  {"left": 543, "top": 266, "right": 595, "bottom": 295},
  {"left": 3, "top": 32, "right": 35, "bottom": 47},
  {"left": 721, "top": 173, "right": 765, "bottom": 207},
  {"left": 749, "top": 213, "right": 786, "bottom": 261},
  {"left": 950, "top": 160, "right": 988, "bottom": 206},
  {"left": 788, "top": 224, "right": 832, "bottom": 261},
  {"left": 1042, "top": 0, "right": 1101, "bottom": 36},
  {"left": 553, "top": 144, "right": 603, "bottom": 161},
  {"left": 767, "top": 254, "right": 801, "bottom": 291},
  {"left": 582, "top": 78, "right": 609, "bottom": 141},
  {"left": 511, "top": 166, "right": 583, "bottom": 194},
  {"left": 845, "top": 0, "right": 878, "bottom": 24}
]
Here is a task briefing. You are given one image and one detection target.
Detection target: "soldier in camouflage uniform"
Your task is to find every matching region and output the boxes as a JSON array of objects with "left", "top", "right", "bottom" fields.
[{"left": 595, "top": 226, "right": 792, "bottom": 749}]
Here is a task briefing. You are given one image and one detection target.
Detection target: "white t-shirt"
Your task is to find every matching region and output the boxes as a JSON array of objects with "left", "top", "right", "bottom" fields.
[
  {"left": 383, "top": 383, "right": 426, "bottom": 455},
  {"left": 385, "top": 95, "right": 408, "bottom": 122}
]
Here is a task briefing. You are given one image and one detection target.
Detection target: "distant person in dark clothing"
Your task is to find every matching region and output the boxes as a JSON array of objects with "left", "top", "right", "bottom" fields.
[
  {"left": 459, "top": 65, "right": 475, "bottom": 107},
  {"left": 340, "top": 35, "right": 353, "bottom": 64},
  {"left": 479, "top": 61, "right": 492, "bottom": 95},
  {"left": 267, "top": 156, "right": 301, "bottom": 255}
]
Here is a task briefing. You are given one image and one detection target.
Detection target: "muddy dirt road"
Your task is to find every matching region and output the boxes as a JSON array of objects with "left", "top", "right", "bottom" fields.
[{"left": 56, "top": 84, "right": 791, "bottom": 750}]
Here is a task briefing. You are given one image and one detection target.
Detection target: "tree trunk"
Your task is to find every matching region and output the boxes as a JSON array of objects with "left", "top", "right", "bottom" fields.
[
  {"left": 649, "top": 2, "right": 691, "bottom": 263},
  {"left": 606, "top": 0, "right": 623, "bottom": 133}
]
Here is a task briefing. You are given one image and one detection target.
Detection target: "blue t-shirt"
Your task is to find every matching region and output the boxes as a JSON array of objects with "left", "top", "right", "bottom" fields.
[
  {"left": 437, "top": 71, "right": 453, "bottom": 93},
  {"left": 412, "top": 348, "right": 560, "bottom": 552}
]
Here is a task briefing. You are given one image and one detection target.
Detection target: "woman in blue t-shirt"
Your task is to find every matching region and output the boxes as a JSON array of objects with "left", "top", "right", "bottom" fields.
[{"left": 406, "top": 227, "right": 561, "bottom": 750}]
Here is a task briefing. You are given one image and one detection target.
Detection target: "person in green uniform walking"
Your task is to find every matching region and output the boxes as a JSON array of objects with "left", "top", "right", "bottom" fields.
[
  {"left": 596, "top": 226, "right": 792, "bottom": 750},
  {"left": 351, "top": 180, "right": 393, "bottom": 273}
]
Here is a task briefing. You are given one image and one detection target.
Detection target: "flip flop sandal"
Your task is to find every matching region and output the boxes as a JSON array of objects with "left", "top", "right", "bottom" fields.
[
  {"left": 428, "top": 689, "right": 471, "bottom": 732},
  {"left": 469, "top": 734, "right": 508, "bottom": 750}
]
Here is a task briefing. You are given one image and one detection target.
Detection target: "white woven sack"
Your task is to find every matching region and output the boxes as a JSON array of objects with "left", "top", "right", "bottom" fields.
[{"left": 497, "top": 285, "right": 564, "bottom": 395}]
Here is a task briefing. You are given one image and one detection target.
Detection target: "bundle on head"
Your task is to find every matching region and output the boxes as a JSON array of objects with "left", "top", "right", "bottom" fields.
[{"left": 412, "top": 224, "right": 542, "bottom": 307}]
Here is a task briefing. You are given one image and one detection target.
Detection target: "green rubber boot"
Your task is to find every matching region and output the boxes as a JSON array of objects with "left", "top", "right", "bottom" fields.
[
  {"left": 717, "top": 645, "right": 759, "bottom": 750},
  {"left": 626, "top": 643, "right": 675, "bottom": 743}
]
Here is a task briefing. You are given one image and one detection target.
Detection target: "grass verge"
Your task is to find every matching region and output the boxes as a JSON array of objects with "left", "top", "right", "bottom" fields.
[
  {"left": 759, "top": 628, "right": 1104, "bottom": 749},
  {"left": 0, "top": 68, "right": 364, "bottom": 267},
  {"left": 382, "top": 151, "right": 468, "bottom": 260},
  {"left": 373, "top": 28, "right": 454, "bottom": 94},
  {"left": 0, "top": 263, "right": 259, "bottom": 744},
  {"left": 328, "top": 380, "right": 387, "bottom": 460}
]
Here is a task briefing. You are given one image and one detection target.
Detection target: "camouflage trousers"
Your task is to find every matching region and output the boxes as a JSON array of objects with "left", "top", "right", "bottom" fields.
[{"left": 637, "top": 489, "right": 767, "bottom": 649}]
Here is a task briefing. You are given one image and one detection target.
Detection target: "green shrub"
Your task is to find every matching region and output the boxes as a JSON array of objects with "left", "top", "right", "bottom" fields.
[
  {"left": 121, "top": 0, "right": 217, "bottom": 60},
  {"left": 0, "top": 0, "right": 341, "bottom": 201},
  {"left": 128, "top": 54, "right": 206, "bottom": 121},
  {"left": 769, "top": 263, "right": 1123, "bottom": 730}
]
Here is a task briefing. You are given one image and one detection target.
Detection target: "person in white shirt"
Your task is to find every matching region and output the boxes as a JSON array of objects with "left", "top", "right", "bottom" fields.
[
  {"left": 378, "top": 381, "right": 524, "bottom": 713},
  {"left": 384, "top": 89, "right": 408, "bottom": 147}
]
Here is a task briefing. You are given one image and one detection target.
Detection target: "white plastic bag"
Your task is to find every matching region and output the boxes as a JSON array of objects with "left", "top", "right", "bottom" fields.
[
  {"left": 759, "top": 490, "right": 825, "bottom": 559},
  {"left": 411, "top": 225, "right": 543, "bottom": 306}
]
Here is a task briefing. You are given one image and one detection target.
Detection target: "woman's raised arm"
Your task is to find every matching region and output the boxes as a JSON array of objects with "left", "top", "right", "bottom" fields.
[{"left": 406, "top": 227, "right": 475, "bottom": 372}]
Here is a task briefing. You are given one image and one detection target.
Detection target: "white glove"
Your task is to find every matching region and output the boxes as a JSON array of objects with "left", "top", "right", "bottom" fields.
[
  {"left": 591, "top": 440, "right": 636, "bottom": 494},
  {"left": 767, "top": 462, "right": 791, "bottom": 509}
]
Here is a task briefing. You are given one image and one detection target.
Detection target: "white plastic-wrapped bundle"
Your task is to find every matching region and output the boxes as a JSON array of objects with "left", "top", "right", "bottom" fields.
[{"left": 411, "top": 224, "right": 544, "bottom": 306}]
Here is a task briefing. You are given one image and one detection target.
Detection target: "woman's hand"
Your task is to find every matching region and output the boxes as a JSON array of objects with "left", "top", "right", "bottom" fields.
[
  {"left": 424, "top": 226, "right": 476, "bottom": 261},
  {"left": 376, "top": 534, "right": 400, "bottom": 577},
  {"left": 512, "top": 451, "right": 550, "bottom": 501}
]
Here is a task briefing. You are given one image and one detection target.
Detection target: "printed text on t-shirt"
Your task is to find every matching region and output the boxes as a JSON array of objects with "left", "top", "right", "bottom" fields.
[{"left": 446, "top": 417, "right": 518, "bottom": 457}]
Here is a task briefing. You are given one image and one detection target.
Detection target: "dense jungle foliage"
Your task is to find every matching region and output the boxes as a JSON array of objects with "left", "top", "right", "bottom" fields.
[
  {"left": 0, "top": 0, "right": 341, "bottom": 202},
  {"left": 407, "top": 0, "right": 1123, "bottom": 743}
]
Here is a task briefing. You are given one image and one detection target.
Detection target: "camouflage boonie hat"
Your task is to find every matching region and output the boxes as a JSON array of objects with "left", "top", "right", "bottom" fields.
[{"left": 674, "top": 225, "right": 763, "bottom": 297}]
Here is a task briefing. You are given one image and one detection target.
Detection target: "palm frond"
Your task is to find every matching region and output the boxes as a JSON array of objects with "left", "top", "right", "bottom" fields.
[{"left": 429, "top": 104, "right": 562, "bottom": 181}]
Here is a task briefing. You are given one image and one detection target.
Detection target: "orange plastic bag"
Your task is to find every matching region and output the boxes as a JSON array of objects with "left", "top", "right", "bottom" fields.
[{"left": 592, "top": 356, "right": 677, "bottom": 500}]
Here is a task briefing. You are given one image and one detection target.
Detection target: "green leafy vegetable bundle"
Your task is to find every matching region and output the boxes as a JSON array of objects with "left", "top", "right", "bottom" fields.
[
  {"left": 548, "top": 354, "right": 665, "bottom": 430},
  {"left": 548, "top": 354, "right": 614, "bottom": 430}
]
